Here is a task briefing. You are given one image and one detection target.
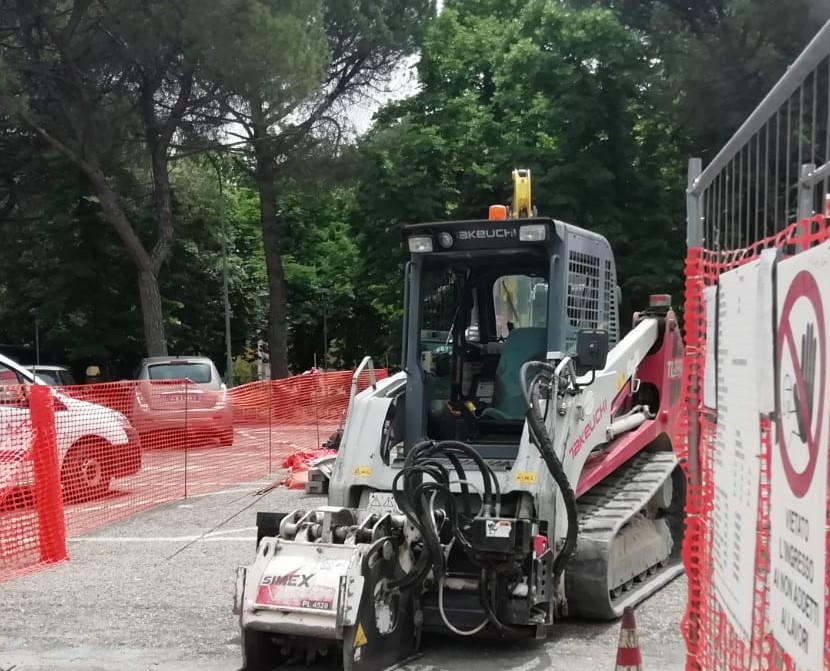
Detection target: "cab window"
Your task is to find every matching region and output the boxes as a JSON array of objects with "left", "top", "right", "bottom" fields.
[
  {"left": 492, "top": 274, "right": 549, "bottom": 338},
  {"left": 419, "top": 268, "right": 457, "bottom": 354}
]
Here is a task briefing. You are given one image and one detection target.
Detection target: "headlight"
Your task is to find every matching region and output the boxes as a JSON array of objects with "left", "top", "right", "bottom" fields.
[
  {"left": 407, "top": 236, "right": 433, "bottom": 253},
  {"left": 519, "top": 224, "right": 547, "bottom": 241}
]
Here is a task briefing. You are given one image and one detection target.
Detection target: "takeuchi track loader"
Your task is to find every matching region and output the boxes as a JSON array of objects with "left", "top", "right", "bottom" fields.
[{"left": 233, "top": 170, "right": 687, "bottom": 671}]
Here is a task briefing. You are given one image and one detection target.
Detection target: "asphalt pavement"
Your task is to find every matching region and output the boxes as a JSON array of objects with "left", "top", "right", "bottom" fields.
[{"left": 0, "top": 472, "right": 689, "bottom": 671}]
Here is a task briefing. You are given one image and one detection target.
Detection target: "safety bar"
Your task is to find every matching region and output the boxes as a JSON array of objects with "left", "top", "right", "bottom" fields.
[
  {"left": 345, "top": 356, "right": 377, "bottom": 421},
  {"left": 353, "top": 355, "right": 377, "bottom": 390}
]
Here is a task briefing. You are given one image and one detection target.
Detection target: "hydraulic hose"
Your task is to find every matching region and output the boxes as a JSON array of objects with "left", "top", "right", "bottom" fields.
[
  {"left": 478, "top": 567, "right": 524, "bottom": 637},
  {"left": 388, "top": 438, "right": 501, "bottom": 591},
  {"left": 521, "top": 362, "right": 579, "bottom": 586},
  {"left": 417, "top": 439, "right": 501, "bottom": 508},
  {"left": 391, "top": 432, "right": 563, "bottom": 633}
]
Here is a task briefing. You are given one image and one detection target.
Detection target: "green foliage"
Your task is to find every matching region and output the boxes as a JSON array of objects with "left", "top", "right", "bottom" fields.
[
  {"left": 352, "top": 0, "right": 687, "bottom": 358},
  {"left": 233, "top": 352, "right": 260, "bottom": 385},
  {"left": 161, "top": 159, "right": 267, "bottom": 367},
  {"left": 0, "top": 157, "right": 267, "bottom": 377},
  {"left": 647, "top": 0, "right": 826, "bottom": 158},
  {"left": 571, "top": 0, "right": 830, "bottom": 157},
  {"left": 186, "top": 0, "right": 328, "bottom": 102},
  {"left": 277, "top": 181, "right": 364, "bottom": 368},
  {"left": 0, "top": 163, "right": 143, "bottom": 364}
]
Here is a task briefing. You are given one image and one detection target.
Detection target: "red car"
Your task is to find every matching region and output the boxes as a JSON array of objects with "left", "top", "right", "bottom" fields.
[{"left": 130, "top": 356, "right": 234, "bottom": 447}]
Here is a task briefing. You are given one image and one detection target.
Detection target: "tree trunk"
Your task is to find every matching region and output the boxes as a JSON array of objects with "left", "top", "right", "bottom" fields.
[
  {"left": 148, "top": 145, "right": 175, "bottom": 274},
  {"left": 137, "top": 267, "right": 168, "bottom": 356},
  {"left": 251, "top": 110, "right": 290, "bottom": 379},
  {"left": 88, "top": 168, "right": 169, "bottom": 357},
  {"left": 258, "top": 164, "right": 290, "bottom": 379}
]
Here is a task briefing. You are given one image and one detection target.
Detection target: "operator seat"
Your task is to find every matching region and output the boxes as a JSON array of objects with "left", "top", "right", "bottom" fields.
[{"left": 479, "top": 326, "right": 547, "bottom": 427}]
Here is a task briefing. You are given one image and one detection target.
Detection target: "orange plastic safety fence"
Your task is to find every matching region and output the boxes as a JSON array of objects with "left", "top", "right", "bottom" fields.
[
  {"left": 0, "top": 368, "right": 387, "bottom": 582},
  {"left": 0, "top": 384, "right": 68, "bottom": 581},
  {"left": 678, "top": 214, "right": 830, "bottom": 671}
]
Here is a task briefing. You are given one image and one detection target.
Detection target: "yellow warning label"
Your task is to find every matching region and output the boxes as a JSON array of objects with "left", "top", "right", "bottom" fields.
[
  {"left": 616, "top": 373, "right": 627, "bottom": 390},
  {"left": 515, "top": 471, "right": 537, "bottom": 484},
  {"left": 353, "top": 466, "right": 372, "bottom": 477},
  {"left": 354, "top": 623, "right": 368, "bottom": 647}
]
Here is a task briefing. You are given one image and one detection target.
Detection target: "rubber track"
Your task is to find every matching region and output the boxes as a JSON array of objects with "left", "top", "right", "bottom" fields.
[{"left": 564, "top": 450, "right": 685, "bottom": 620}]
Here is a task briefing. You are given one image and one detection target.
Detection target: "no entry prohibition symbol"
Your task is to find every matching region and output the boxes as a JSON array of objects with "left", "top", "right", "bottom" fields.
[{"left": 776, "top": 269, "right": 826, "bottom": 498}]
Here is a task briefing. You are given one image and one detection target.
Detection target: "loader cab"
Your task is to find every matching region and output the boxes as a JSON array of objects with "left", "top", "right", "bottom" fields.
[{"left": 400, "top": 216, "right": 620, "bottom": 459}]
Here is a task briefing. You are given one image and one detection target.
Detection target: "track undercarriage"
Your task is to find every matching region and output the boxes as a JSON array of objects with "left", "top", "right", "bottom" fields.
[{"left": 566, "top": 450, "right": 686, "bottom": 620}]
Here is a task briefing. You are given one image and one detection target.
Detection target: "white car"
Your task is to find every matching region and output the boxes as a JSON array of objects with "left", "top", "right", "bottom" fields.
[
  {"left": 0, "top": 353, "right": 141, "bottom": 502},
  {"left": 30, "top": 364, "right": 77, "bottom": 387}
]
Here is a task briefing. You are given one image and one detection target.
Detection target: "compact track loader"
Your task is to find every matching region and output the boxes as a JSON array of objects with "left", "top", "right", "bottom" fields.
[{"left": 233, "top": 170, "right": 687, "bottom": 671}]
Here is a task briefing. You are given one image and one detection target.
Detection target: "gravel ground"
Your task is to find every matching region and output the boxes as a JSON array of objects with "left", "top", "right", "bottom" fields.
[{"left": 0, "top": 474, "right": 689, "bottom": 671}]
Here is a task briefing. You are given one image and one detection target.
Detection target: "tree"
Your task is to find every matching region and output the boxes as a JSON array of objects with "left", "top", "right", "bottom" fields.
[
  {"left": 161, "top": 157, "right": 268, "bottom": 372},
  {"left": 351, "top": 0, "right": 687, "bottom": 359},
  {"left": 0, "top": 153, "right": 268, "bottom": 378},
  {"left": 277, "top": 179, "right": 362, "bottom": 370},
  {"left": 570, "top": 0, "right": 830, "bottom": 159},
  {"left": 216, "top": 0, "right": 436, "bottom": 378},
  {"left": 0, "top": 0, "right": 325, "bottom": 357},
  {"left": 0, "top": 158, "right": 147, "bottom": 368},
  {"left": 0, "top": 2, "right": 179, "bottom": 355}
]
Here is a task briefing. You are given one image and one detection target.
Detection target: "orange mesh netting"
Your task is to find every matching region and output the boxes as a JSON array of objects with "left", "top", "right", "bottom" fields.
[
  {"left": 0, "top": 367, "right": 387, "bottom": 582},
  {"left": 678, "top": 214, "right": 830, "bottom": 670},
  {"left": 0, "top": 384, "right": 68, "bottom": 581}
]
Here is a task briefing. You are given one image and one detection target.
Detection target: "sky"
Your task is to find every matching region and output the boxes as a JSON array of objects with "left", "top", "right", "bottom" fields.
[
  {"left": 346, "top": 0, "right": 444, "bottom": 136},
  {"left": 348, "top": 53, "right": 421, "bottom": 136}
]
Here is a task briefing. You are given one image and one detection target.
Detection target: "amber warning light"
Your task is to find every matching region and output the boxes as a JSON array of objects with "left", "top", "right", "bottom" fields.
[{"left": 488, "top": 204, "right": 508, "bottom": 220}]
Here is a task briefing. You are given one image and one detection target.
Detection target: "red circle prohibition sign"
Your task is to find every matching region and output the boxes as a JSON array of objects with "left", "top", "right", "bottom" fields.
[{"left": 776, "top": 269, "right": 826, "bottom": 498}]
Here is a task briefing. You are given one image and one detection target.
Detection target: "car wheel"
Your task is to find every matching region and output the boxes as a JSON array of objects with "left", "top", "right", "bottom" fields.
[{"left": 61, "top": 438, "right": 112, "bottom": 503}]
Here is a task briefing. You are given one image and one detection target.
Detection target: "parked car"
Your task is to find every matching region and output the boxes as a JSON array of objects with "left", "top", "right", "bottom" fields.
[
  {"left": 0, "top": 353, "right": 141, "bottom": 502},
  {"left": 30, "top": 364, "right": 77, "bottom": 387},
  {"left": 131, "top": 356, "right": 234, "bottom": 446}
]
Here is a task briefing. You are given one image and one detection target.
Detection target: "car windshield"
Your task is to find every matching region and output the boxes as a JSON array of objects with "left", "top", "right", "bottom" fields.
[
  {"left": 34, "top": 370, "right": 61, "bottom": 386},
  {"left": 147, "top": 363, "right": 212, "bottom": 384}
]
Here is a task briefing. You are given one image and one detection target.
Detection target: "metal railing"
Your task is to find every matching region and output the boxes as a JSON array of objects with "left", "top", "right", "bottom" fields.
[
  {"left": 687, "top": 17, "right": 830, "bottom": 250},
  {"left": 684, "top": 18, "right": 830, "bottom": 488}
]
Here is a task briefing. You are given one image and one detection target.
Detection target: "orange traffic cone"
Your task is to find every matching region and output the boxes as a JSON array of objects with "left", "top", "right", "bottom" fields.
[{"left": 614, "top": 606, "right": 643, "bottom": 670}]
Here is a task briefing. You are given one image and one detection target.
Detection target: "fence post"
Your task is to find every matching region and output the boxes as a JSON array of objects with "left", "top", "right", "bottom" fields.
[
  {"left": 29, "top": 384, "right": 68, "bottom": 564},
  {"left": 798, "top": 163, "right": 816, "bottom": 221},
  {"left": 183, "top": 379, "right": 189, "bottom": 499},
  {"left": 685, "top": 158, "right": 703, "bottom": 488},
  {"left": 687, "top": 158, "right": 703, "bottom": 247},
  {"left": 268, "top": 379, "right": 273, "bottom": 473}
]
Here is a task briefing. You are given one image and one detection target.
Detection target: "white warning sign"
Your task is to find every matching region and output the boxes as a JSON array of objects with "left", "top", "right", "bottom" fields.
[
  {"left": 702, "top": 284, "right": 717, "bottom": 409},
  {"left": 710, "top": 258, "right": 767, "bottom": 641},
  {"left": 770, "top": 241, "right": 829, "bottom": 670}
]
